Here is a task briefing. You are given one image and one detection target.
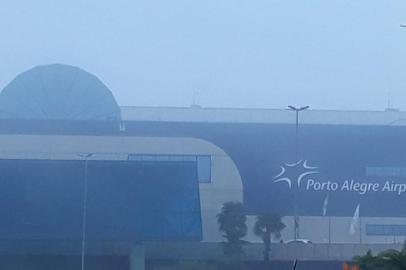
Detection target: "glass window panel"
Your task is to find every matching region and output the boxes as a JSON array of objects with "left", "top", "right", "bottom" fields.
[
  {"left": 141, "top": 155, "right": 156, "bottom": 161},
  {"left": 197, "top": 156, "right": 211, "bottom": 183},
  {"left": 367, "top": 224, "right": 406, "bottom": 236},
  {"left": 183, "top": 155, "right": 197, "bottom": 162},
  {"left": 127, "top": 154, "right": 143, "bottom": 161},
  {"left": 169, "top": 155, "right": 184, "bottom": 161}
]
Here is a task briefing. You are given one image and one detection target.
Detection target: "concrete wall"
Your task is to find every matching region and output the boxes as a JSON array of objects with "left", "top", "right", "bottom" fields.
[
  {"left": 145, "top": 242, "right": 404, "bottom": 261},
  {"left": 245, "top": 215, "right": 406, "bottom": 244}
]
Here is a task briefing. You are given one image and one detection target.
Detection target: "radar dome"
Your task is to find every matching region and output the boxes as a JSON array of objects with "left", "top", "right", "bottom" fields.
[{"left": 0, "top": 64, "right": 120, "bottom": 120}]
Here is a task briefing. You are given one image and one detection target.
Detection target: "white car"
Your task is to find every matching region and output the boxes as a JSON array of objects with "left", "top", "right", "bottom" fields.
[{"left": 285, "top": 239, "right": 313, "bottom": 244}]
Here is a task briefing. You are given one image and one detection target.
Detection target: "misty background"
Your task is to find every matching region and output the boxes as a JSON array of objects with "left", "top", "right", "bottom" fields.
[{"left": 1, "top": 0, "right": 406, "bottom": 111}]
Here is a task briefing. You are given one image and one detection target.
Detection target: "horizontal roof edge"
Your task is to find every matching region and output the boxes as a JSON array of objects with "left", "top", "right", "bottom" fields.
[{"left": 120, "top": 106, "right": 406, "bottom": 126}]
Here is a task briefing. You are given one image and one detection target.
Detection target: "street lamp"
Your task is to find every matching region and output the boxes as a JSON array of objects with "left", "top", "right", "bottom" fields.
[
  {"left": 288, "top": 106, "right": 310, "bottom": 164},
  {"left": 287, "top": 105, "right": 309, "bottom": 241},
  {"left": 78, "top": 153, "right": 94, "bottom": 270}
]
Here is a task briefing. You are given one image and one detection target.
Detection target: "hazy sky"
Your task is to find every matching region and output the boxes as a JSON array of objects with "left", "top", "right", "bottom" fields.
[{"left": 1, "top": 1, "right": 406, "bottom": 110}]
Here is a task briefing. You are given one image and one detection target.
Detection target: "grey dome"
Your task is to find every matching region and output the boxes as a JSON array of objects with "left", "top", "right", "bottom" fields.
[{"left": 0, "top": 64, "right": 120, "bottom": 120}]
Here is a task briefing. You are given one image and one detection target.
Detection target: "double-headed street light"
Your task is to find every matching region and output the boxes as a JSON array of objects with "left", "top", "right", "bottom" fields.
[
  {"left": 288, "top": 106, "right": 310, "bottom": 165},
  {"left": 287, "top": 105, "right": 310, "bottom": 241}
]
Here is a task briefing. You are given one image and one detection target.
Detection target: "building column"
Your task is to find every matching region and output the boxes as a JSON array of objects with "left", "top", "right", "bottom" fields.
[{"left": 130, "top": 243, "right": 145, "bottom": 270}]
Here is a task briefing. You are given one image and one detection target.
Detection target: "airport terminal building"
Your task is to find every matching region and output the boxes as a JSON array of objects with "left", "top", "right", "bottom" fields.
[{"left": 1, "top": 64, "right": 406, "bottom": 269}]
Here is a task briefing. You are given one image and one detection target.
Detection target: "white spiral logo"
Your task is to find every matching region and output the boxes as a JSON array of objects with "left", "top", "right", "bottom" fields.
[{"left": 273, "top": 160, "right": 319, "bottom": 189}]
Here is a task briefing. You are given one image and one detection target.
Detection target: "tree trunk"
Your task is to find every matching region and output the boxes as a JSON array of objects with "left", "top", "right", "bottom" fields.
[{"left": 263, "top": 226, "right": 271, "bottom": 261}]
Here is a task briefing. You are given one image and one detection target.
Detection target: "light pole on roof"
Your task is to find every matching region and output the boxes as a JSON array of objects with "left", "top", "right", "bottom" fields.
[
  {"left": 287, "top": 105, "right": 310, "bottom": 164},
  {"left": 78, "top": 153, "right": 94, "bottom": 270},
  {"left": 287, "top": 105, "right": 309, "bottom": 241}
]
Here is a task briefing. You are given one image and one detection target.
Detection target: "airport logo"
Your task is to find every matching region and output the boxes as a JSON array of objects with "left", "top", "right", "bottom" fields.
[
  {"left": 273, "top": 161, "right": 406, "bottom": 195},
  {"left": 273, "top": 160, "right": 319, "bottom": 189}
]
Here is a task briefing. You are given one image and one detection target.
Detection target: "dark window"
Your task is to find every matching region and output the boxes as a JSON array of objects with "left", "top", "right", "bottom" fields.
[
  {"left": 366, "top": 167, "right": 406, "bottom": 177},
  {"left": 366, "top": 224, "right": 406, "bottom": 236},
  {"left": 128, "top": 154, "right": 211, "bottom": 183}
]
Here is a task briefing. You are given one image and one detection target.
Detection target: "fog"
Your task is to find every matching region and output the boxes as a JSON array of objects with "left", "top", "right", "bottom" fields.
[
  {"left": 1, "top": 3, "right": 406, "bottom": 268},
  {"left": 1, "top": 0, "right": 406, "bottom": 111}
]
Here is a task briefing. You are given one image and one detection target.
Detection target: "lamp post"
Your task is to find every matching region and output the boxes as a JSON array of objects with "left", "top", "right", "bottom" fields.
[
  {"left": 287, "top": 105, "right": 309, "bottom": 241},
  {"left": 78, "top": 153, "right": 93, "bottom": 270}
]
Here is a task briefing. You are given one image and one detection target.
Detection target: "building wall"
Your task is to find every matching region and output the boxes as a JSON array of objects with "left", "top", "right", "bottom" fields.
[
  {"left": 0, "top": 134, "right": 243, "bottom": 243},
  {"left": 0, "top": 134, "right": 405, "bottom": 245},
  {"left": 120, "top": 106, "right": 406, "bottom": 126}
]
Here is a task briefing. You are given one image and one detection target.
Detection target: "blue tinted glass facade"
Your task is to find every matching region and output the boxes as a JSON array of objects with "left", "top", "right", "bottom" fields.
[
  {"left": 128, "top": 154, "right": 211, "bottom": 183},
  {"left": 366, "top": 167, "right": 406, "bottom": 178},
  {"left": 0, "top": 159, "right": 202, "bottom": 241}
]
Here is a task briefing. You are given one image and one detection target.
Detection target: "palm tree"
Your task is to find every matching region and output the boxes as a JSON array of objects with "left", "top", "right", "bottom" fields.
[
  {"left": 353, "top": 243, "right": 406, "bottom": 270},
  {"left": 353, "top": 250, "right": 382, "bottom": 270},
  {"left": 379, "top": 247, "right": 406, "bottom": 270},
  {"left": 253, "top": 213, "right": 285, "bottom": 261},
  {"left": 217, "top": 202, "right": 247, "bottom": 259}
]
